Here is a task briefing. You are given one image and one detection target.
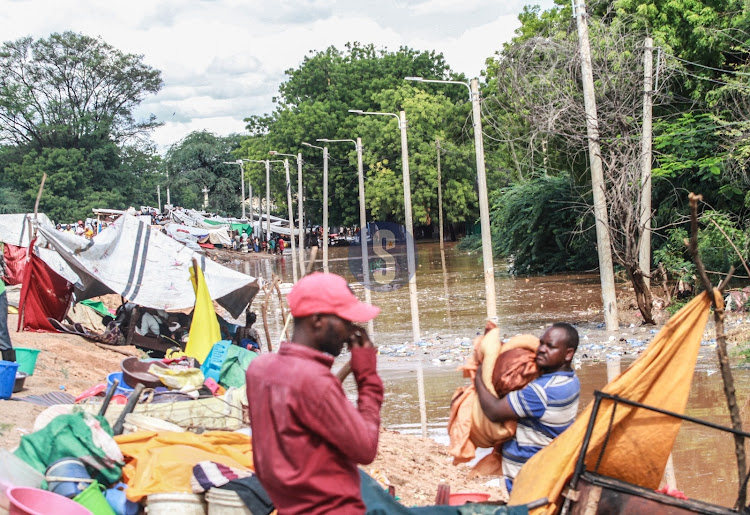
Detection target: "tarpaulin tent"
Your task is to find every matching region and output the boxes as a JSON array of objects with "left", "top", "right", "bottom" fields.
[
  {"left": 2, "top": 243, "right": 27, "bottom": 285},
  {"left": 37, "top": 214, "right": 258, "bottom": 318},
  {"left": 18, "top": 243, "right": 73, "bottom": 332},
  {"left": 0, "top": 213, "right": 53, "bottom": 248}
]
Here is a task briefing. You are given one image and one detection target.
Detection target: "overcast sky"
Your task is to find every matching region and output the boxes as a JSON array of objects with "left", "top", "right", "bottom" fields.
[{"left": 2, "top": 0, "right": 553, "bottom": 151}]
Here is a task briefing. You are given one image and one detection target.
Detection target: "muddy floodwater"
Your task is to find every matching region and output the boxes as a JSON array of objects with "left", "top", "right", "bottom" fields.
[{"left": 235, "top": 241, "right": 749, "bottom": 508}]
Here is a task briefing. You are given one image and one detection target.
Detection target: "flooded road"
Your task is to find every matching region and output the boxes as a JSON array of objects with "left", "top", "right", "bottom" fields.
[{"left": 233, "top": 241, "right": 749, "bottom": 508}]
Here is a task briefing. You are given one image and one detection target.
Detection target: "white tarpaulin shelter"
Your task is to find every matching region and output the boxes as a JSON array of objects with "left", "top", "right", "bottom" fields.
[
  {"left": 37, "top": 214, "right": 258, "bottom": 318},
  {"left": 0, "top": 213, "right": 53, "bottom": 247},
  {"left": 165, "top": 223, "right": 232, "bottom": 246}
]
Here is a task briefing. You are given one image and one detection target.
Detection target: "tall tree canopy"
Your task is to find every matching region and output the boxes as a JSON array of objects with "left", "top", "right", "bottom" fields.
[
  {"left": 239, "top": 43, "right": 479, "bottom": 230},
  {"left": 0, "top": 31, "right": 163, "bottom": 221}
]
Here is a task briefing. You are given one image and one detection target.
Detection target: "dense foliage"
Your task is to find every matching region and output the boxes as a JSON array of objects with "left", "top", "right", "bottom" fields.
[{"left": 0, "top": 32, "right": 163, "bottom": 221}]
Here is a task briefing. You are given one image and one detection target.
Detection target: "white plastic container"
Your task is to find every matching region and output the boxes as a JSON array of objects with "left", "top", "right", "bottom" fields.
[
  {"left": 122, "top": 414, "right": 185, "bottom": 434},
  {"left": 145, "top": 492, "right": 206, "bottom": 514},
  {"left": 205, "top": 488, "right": 252, "bottom": 515},
  {"left": 0, "top": 449, "right": 44, "bottom": 512}
]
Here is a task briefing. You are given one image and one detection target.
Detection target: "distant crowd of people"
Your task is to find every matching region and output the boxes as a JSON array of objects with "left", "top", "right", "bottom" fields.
[{"left": 54, "top": 219, "right": 104, "bottom": 240}]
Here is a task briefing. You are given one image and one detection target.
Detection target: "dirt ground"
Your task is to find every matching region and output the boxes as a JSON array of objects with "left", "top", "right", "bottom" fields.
[
  {"left": 0, "top": 310, "right": 506, "bottom": 506},
  {"left": 2, "top": 281, "right": 748, "bottom": 507}
]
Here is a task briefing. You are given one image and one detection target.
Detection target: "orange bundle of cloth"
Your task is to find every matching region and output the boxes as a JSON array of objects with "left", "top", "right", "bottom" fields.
[{"left": 447, "top": 321, "right": 539, "bottom": 476}]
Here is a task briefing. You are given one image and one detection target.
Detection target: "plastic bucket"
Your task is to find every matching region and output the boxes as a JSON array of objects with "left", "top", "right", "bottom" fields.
[
  {"left": 13, "top": 371, "right": 29, "bottom": 393},
  {"left": 206, "top": 488, "right": 252, "bottom": 514},
  {"left": 106, "top": 372, "right": 134, "bottom": 397},
  {"left": 145, "top": 492, "right": 206, "bottom": 515},
  {"left": 0, "top": 360, "right": 19, "bottom": 400},
  {"left": 46, "top": 458, "right": 92, "bottom": 498},
  {"left": 448, "top": 492, "right": 491, "bottom": 505},
  {"left": 0, "top": 450, "right": 44, "bottom": 511},
  {"left": 15, "top": 348, "right": 40, "bottom": 376},
  {"left": 73, "top": 481, "right": 116, "bottom": 515},
  {"left": 122, "top": 414, "right": 185, "bottom": 434},
  {"left": 104, "top": 483, "right": 139, "bottom": 515},
  {"left": 7, "top": 486, "right": 94, "bottom": 515}
]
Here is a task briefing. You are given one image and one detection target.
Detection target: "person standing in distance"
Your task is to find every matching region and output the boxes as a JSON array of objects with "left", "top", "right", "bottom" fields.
[{"left": 246, "top": 272, "right": 382, "bottom": 515}]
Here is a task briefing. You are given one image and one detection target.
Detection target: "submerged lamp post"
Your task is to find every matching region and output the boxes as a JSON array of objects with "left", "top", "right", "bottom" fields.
[
  {"left": 269, "top": 151, "right": 305, "bottom": 278},
  {"left": 222, "top": 159, "right": 247, "bottom": 219},
  {"left": 405, "top": 76, "right": 497, "bottom": 322},
  {"left": 301, "top": 142, "right": 330, "bottom": 273},
  {"left": 317, "top": 137, "right": 374, "bottom": 337},
  {"left": 269, "top": 151, "right": 301, "bottom": 282},
  {"left": 348, "top": 109, "right": 420, "bottom": 343}
]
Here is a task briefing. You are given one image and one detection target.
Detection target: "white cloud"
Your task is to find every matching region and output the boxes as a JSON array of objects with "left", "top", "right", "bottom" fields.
[{"left": 0, "top": 0, "right": 554, "bottom": 151}]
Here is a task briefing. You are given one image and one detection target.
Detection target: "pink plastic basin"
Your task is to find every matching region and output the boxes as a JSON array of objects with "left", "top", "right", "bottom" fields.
[
  {"left": 448, "top": 492, "right": 491, "bottom": 505},
  {"left": 7, "top": 486, "right": 93, "bottom": 515}
]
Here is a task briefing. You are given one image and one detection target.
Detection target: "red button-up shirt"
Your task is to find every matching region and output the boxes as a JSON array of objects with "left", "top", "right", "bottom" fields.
[{"left": 246, "top": 342, "right": 383, "bottom": 515}]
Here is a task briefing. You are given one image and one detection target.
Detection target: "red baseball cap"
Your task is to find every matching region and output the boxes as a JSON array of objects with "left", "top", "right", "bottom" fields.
[{"left": 287, "top": 272, "right": 380, "bottom": 322}]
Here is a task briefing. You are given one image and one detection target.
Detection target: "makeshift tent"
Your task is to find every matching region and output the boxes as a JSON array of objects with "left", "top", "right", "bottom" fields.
[
  {"left": 37, "top": 214, "right": 258, "bottom": 318},
  {"left": 18, "top": 243, "right": 74, "bottom": 332},
  {"left": 2, "top": 242, "right": 27, "bottom": 285},
  {"left": 0, "top": 213, "right": 53, "bottom": 248},
  {"left": 509, "top": 291, "right": 714, "bottom": 514},
  {"left": 165, "top": 223, "right": 232, "bottom": 246}
]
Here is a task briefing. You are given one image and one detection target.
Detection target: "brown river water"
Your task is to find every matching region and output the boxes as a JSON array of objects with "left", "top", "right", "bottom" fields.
[{"left": 231, "top": 241, "right": 749, "bottom": 508}]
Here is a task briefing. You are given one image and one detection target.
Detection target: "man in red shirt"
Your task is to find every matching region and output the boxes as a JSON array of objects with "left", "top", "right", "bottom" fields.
[{"left": 246, "top": 272, "right": 382, "bottom": 514}]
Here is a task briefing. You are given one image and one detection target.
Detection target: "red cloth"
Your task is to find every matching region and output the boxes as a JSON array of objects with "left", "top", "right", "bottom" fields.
[
  {"left": 2, "top": 243, "right": 27, "bottom": 285},
  {"left": 18, "top": 245, "right": 73, "bottom": 332},
  {"left": 246, "top": 342, "right": 383, "bottom": 515}
]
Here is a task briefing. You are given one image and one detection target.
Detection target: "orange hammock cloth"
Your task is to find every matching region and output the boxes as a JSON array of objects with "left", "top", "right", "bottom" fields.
[{"left": 509, "top": 290, "right": 715, "bottom": 514}]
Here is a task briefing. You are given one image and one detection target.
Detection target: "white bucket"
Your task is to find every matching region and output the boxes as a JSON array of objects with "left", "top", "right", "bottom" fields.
[
  {"left": 205, "top": 488, "right": 252, "bottom": 515},
  {"left": 123, "top": 414, "right": 185, "bottom": 434},
  {"left": 145, "top": 492, "right": 206, "bottom": 514}
]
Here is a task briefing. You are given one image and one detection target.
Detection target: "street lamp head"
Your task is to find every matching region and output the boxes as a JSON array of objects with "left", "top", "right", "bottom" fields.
[
  {"left": 268, "top": 151, "right": 278, "bottom": 155},
  {"left": 348, "top": 109, "right": 364, "bottom": 115},
  {"left": 404, "top": 76, "right": 424, "bottom": 82},
  {"left": 316, "top": 138, "right": 329, "bottom": 143}
]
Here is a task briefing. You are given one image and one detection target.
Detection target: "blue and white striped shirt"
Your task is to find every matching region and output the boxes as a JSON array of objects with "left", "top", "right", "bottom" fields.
[{"left": 502, "top": 370, "right": 580, "bottom": 483}]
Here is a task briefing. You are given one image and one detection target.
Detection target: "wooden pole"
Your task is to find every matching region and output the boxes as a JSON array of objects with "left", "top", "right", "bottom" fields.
[
  {"left": 687, "top": 193, "right": 745, "bottom": 508},
  {"left": 574, "top": 0, "right": 619, "bottom": 331}
]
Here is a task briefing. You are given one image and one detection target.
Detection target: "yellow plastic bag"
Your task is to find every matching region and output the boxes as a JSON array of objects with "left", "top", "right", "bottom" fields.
[{"left": 147, "top": 364, "right": 204, "bottom": 390}]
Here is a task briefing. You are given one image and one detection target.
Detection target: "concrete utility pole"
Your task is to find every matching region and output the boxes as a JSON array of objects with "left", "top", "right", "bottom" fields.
[
  {"left": 318, "top": 137, "right": 374, "bottom": 336},
  {"left": 436, "top": 138, "right": 444, "bottom": 252},
  {"left": 166, "top": 170, "right": 171, "bottom": 207},
  {"left": 640, "top": 37, "right": 654, "bottom": 288},
  {"left": 574, "top": 0, "right": 619, "bottom": 331},
  {"left": 348, "top": 110, "right": 421, "bottom": 342},
  {"left": 297, "top": 153, "right": 305, "bottom": 277},
  {"left": 265, "top": 160, "right": 271, "bottom": 242},
  {"left": 157, "top": 185, "right": 161, "bottom": 212},
  {"left": 282, "top": 158, "right": 299, "bottom": 283},
  {"left": 248, "top": 183, "right": 253, "bottom": 230},
  {"left": 302, "top": 142, "right": 330, "bottom": 272},
  {"left": 405, "top": 76, "right": 497, "bottom": 321}
]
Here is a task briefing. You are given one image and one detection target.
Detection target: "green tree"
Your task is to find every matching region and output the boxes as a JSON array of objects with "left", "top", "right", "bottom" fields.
[
  {"left": 164, "top": 131, "right": 245, "bottom": 216},
  {"left": 0, "top": 31, "right": 162, "bottom": 148},
  {"left": 239, "top": 43, "right": 475, "bottom": 230}
]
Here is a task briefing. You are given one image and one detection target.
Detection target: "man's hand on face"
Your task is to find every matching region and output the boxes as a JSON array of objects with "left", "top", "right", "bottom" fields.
[{"left": 348, "top": 325, "right": 373, "bottom": 350}]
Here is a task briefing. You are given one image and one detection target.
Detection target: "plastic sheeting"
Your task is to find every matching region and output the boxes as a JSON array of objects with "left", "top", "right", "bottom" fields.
[
  {"left": 165, "top": 223, "right": 232, "bottom": 246},
  {"left": 509, "top": 291, "right": 714, "bottom": 514},
  {"left": 115, "top": 431, "right": 254, "bottom": 502},
  {"left": 0, "top": 213, "right": 53, "bottom": 248},
  {"left": 37, "top": 214, "right": 258, "bottom": 318},
  {"left": 18, "top": 245, "right": 73, "bottom": 332},
  {"left": 2, "top": 242, "right": 27, "bottom": 285}
]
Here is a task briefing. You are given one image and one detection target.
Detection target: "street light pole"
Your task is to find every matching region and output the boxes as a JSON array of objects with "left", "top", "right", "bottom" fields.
[
  {"left": 297, "top": 152, "right": 305, "bottom": 276},
  {"left": 270, "top": 151, "right": 305, "bottom": 278},
  {"left": 318, "top": 137, "right": 374, "bottom": 336},
  {"left": 222, "top": 159, "right": 246, "bottom": 219},
  {"left": 282, "top": 158, "right": 298, "bottom": 283},
  {"left": 302, "top": 142, "right": 330, "bottom": 273},
  {"left": 405, "top": 76, "right": 498, "bottom": 322},
  {"left": 348, "top": 109, "right": 420, "bottom": 343}
]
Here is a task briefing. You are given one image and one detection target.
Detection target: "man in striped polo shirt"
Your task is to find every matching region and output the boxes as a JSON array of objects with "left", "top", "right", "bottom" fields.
[{"left": 475, "top": 322, "right": 580, "bottom": 493}]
